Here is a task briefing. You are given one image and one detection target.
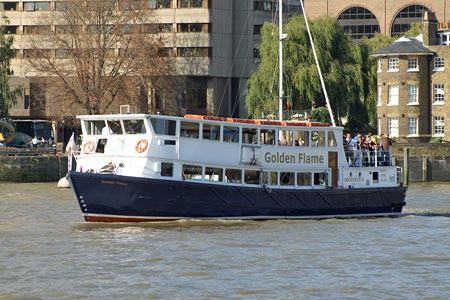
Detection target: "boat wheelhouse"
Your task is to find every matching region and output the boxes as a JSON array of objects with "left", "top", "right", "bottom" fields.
[{"left": 68, "top": 113, "right": 407, "bottom": 222}]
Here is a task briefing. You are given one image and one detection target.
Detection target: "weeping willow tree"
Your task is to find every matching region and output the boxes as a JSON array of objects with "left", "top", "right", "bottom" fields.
[{"left": 246, "top": 16, "right": 365, "bottom": 128}]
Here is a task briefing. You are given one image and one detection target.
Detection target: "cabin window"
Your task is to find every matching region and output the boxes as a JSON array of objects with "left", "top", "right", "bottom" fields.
[
  {"left": 180, "top": 121, "right": 199, "bottom": 138},
  {"left": 314, "top": 172, "right": 328, "bottom": 186},
  {"left": 150, "top": 118, "right": 176, "bottom": 136},
  {"left": 260, "top": 129, "right": 275, "bottom": 145},
  {"left": 205, "top": 167, "right": 223, "bottom": 182},
  {"left": 297, "top": 172, "right": 311, "bottom": 186},
  {"left": 242, "top": 127, "right": 258, "bottom": 144},
  {"left": 203, "top": 123, "right": 220, "bottom": 141},
  {"left": 264, "top": 172, "right": 278, "bottom": 185},
  {"left": 85, "top": 120, "right": 106, "bottom": 135},
  {"left": 327, "top": 131, "right": 337, "bottom": 147},
  {"left": 107, "top": 120, "right": 123, "bottom": 135},
  {"left": 123, "top": 120, "right": 146, "bottom": 134},
  {"left": 294, "top": 130, "right": 309, "bottom": 146},
  {"left": 225, "top": 169, "right": 242, "bottom": 183},
  {"left": 161, "top": 162, "right": 173, "bottom": 177},
  {"left": 279, "top": 130, "right": 293, "bottom": 146},
  {"left": 223, "top": 126, "right": 239, "bottom": 143},
  {"left": 244, "top": 170, "right": 260, "bottom": 184},
  {"left": 280, "top": 172, "right": 295, "bottom": 186},
  {"left": 182, "top": 164, "right": 202, "bottom": 180},
  {"left": 373, "top": 171, "right": 379, "bottom": 183},
  {"left": 96, "top": 139, "right": 107, "bottom": 153},
  {"left": 311, "top": 131, "right": 325, "bottom": 147}
]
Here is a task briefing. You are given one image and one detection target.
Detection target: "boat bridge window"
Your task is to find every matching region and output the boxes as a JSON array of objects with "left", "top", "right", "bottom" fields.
[
  {"left": 280, "top": 172, "right": 295, "bottom": 186},
  {"left": 205, "top": 167, "right": 223, "bottom": 182},
  {"left": 279, "top": 130, "right": 293, "bottom": 146},
  {"left": 182, "top": 164, "right": 202, "bottom": 180},
  {"left": 260, "top": 129, "right": 275, "bottom": 145},
  {"left": 203, "top": 123, "right": 220, "bottom": 141},
  {"left": 161, "top": 162, "right": 173, "bottom": 177},
  {"left": 150, "top": 118, "right": 176, "bottom": 136},
  {"left": 314, "top": 172, "right": 328, "bottom": 186},
  {"left": 225, "top": 168, "right": 242, "bottom": 183},
  {"left": 312, "top": 131, "right": 325, "bottom": 147},
  {"left": 180, "top": 121, "right": 199, "bottom": 138},
  {"left": 85, "top": 120, "right": 106, "bottom": 135},
  {"left": 297, "top": 172, "right": 312, "bottom": 186},
  {"left": 244, "top": 170, "right": 260, "bottom": 184},
  {"left": 123, "top": 119, "right": 146, "bottom": 134},
  {"left": 107, "top": 120, "right": 123, "bottom": 135},
  {"left": 223, "top": 126, "right": 239, "bottom": 143},
  {"left": 295, "top": 130, "right": 309, "bottom": 146},
  {"left": 264, "top": 172, "right": 278, "bottom": 185},
  {"left": 373, "top": 171, "right": 379, "bottom": 183},
  {"left": 96, "top": 139, "right": 107, "bottom": 153},
  {"left": 327, "top": 131, "right": 337, "bottom": 147},
  {"left": 242, "top": 127, "right": 258, "bottom": 144}
]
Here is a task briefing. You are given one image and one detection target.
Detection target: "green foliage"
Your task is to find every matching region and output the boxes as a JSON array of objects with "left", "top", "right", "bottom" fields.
[
  {"left": 247, "top": 16, "right": 364, "bottom": 128},
  {"left": 0, "top": 16, "right": 20, "bottom": 120},
  {"left": 429, "top": 138, "right": 441, "bottom": 144},
  {"left": 310, "top": 106, "right": 330, "bottom": 123}
]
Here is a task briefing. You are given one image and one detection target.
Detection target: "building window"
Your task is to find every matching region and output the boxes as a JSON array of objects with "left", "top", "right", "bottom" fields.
[
  {"left": 388, "top": 117, "right": 399, "bottom": 138},
  {"left": 433, "top": 84, "right": 444, "bottom": 104},
  {"left": 337, "top": 6, "right": 380, "bottom": 40},
  {"left": 433, "top": 116, "right": 445, "bottom": 137},
  {"left": 2, "top": 2, "right": 19, "bottom": 10},
  {"left": 377, "top": 59, "right": 382, "bottom": 72},
  {"left": 24, "top": 1, "right": 50, "bottom": 11},
  {"left": 407, "top": 58, "right": 418, "bottom": 71},
  {"left": 377, "top": 118, "right": 381, "bottom": 136},
  {"left": 434, "top": 57, "right": 444, "bottom": 71},
  {"left": 177, "top": 23, "right": 210, "bottom": 33},
  {"left": 391, "top": 5, "right": 430, "bottom": 36},
  {"left": 377, "top": 85, "right": 382, "bottom": 106},
  {"left": 148, "top": 0, "right": 171, "bottom": 9},
  {"left": 254, "top": 24, "right": 263, "bottom": 35},
  {"left": 408, "top": 84, "right": 418, "bottom": 104},
  {"left": 177, "top": 47, "right": 211, "bottom": 57},
  {"left": 408, "top": 117, "right": 418, "bottom": 136},
  {"left": 178, "top": 0, "right": 203, "bottom": 8},
  {"left": 388, "top": 58, "right": 399, "bottom": 71},
  {"left": 388, "top": 85, "right": 399, "bottom": 105}
]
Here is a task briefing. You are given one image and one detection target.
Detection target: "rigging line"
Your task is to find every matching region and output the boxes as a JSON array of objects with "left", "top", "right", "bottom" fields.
[
  {"left": 216, "top": 0, "right": 254, "bottom": 115},
  {"left": 298, "top": 0, "right": 336, "bottom": 127}
]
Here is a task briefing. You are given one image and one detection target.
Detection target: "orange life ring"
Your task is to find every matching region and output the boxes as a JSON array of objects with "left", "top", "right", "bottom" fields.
[
  {"left": 83, "top": 141, "right": 95, "bottom": 153},
  {"left": 135, "top": 139, "right": 148, "bottom": 153}
]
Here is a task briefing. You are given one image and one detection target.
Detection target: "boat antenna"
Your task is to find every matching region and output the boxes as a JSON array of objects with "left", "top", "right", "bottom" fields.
[
  {"left": 278, "top": 0, "right": 285, "bottom": 122},
  {"left": 298, "top": 0, "right": 336, "bottom": 127}
]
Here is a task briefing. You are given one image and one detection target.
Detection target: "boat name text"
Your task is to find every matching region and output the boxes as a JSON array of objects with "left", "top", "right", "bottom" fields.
[
  {"left": 264, "top": 152, "right": 324, "bottom": 164},
  {"left": 101, "top": 180, "right": 128, "bottom": 186}
]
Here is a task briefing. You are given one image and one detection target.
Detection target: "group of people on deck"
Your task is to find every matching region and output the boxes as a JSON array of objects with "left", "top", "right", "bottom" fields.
[
  {"left": 26, "top": 136, "right": 53, "bottom": 148},
  {"left": 344, "top": 133, "right": 392, "bottom": 167}
]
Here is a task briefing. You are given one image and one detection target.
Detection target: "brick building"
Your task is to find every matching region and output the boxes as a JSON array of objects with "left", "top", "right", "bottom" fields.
[{"left": 372, "top": 12, "right": 449, "bottom": 141}]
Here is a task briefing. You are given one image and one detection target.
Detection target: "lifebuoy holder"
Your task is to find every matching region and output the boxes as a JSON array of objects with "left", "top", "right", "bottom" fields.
[
  {"left": 135, "top": 139, "right": 149, "bottom": 153},
  {"left": 83, "top": 140, "right": 95, "bottom": 153}
]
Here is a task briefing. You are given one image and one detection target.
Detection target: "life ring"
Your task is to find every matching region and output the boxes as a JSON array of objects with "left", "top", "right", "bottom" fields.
[
  {"left": 135, "top": 139, "right": 148, "bottom": 153},
  {"left": 83, "top": 141, "right": 95, "bottom": 153}
]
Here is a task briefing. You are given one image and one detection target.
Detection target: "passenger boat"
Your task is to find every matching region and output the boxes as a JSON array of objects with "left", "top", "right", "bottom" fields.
[
  {"left": 68, "top": 114, "right": 407, "bottom": 222},
  {"left": 68, "top": 0, "right": 406, "bottom": 222}
]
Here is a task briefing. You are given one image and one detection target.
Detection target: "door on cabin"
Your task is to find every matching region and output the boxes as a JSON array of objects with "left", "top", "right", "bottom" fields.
[{"left": 328, "top": 152, "right": 338, "bottom": 187}]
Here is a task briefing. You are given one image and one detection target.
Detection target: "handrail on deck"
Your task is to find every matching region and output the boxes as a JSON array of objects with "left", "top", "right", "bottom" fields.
[{"left": 345, "top": 148, "right": 392, "bottom": 167}]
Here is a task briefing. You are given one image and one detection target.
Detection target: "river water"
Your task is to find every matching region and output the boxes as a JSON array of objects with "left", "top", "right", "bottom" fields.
[{"left": 1, "top": 182, "right": 449, "bottom": 299}]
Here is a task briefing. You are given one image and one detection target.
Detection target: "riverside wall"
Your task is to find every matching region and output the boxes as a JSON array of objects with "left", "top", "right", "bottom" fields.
[
  {"left": 0, "top": 155, "right": 68, "bottom": 182},
  {"left": 392, "top": 143, "right": 450, "bottom": 182}
]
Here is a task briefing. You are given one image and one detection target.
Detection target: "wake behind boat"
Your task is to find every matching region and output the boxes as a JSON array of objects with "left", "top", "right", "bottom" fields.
[{"left": 68, "top": 114, "right": 406, "bottom": 222}]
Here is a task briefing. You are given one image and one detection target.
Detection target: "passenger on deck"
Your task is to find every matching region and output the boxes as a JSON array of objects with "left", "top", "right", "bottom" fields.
[{"left": 380, "top": 134, "right": 392, "bottom": 166}]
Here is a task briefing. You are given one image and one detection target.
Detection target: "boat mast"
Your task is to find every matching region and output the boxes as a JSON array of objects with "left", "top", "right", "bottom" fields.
[
  {"left": 299, "top": 0, "right": 336, "bottom": 126},
  {"left": 278, "top": 0, "right": 283, "bottom": 122}
]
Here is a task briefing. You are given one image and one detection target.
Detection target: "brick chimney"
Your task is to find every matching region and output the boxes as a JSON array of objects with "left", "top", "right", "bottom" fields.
[{"left": 423, "top": 11, "right": 438, "bottom": 45}]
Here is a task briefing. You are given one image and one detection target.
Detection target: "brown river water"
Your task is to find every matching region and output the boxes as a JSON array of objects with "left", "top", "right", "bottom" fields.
[{"left": 1, "top": 182, "right": 450, "bottom": 299}]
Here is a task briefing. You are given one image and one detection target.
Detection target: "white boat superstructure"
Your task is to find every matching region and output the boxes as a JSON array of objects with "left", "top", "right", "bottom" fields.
[{"left": 74, "top": 113, "right": 402, "bottom": 191}]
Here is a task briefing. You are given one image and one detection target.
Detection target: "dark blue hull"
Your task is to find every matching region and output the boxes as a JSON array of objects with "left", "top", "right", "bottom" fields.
[{"left": 68, "top": 171, "right": 407, "bottom": 222}]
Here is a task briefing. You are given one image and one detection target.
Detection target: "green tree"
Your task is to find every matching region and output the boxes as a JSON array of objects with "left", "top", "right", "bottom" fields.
[
  {"left": 0, "top": 16, "right": 20, "bottom": 120},
  {"left": 246, "top": 16, "right": 364, "bottom": 127}
]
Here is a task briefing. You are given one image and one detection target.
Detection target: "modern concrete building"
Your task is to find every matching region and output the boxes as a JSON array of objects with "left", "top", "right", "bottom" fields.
[
  {"left": 305, "top": 0, "right": 450, "bottom": 39},
  {"left": 372, "top": 12, "right": 449, "bottom": 142},
  {"left": 2, "top": 0, "right": 302, "bottom": 122}
]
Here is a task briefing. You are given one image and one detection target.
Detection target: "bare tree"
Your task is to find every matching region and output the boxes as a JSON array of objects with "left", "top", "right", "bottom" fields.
[{"left": 26, "top": 0, "right": 174, "bottom": 116}]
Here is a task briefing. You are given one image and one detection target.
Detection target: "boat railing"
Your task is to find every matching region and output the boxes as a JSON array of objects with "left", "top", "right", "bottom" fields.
[{"left": 345, "top": 148, "right": 392, "bottom": 167}]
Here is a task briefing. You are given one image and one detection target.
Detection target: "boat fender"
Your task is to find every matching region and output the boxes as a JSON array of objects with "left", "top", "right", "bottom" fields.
[
  {"left": 136, "top": 139, "right": 149, "bottom": 153},
  {"left": 265, "top": 185, "right": 272, "bottom": 193},
  {"left": 83, "top": 141, "right": 95, "bottom": 153}
]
